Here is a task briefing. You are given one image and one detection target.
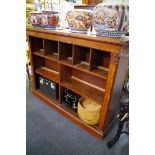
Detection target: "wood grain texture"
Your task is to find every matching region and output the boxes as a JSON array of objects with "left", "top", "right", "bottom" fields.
[
  {"left": 36, "top": 67, "right": 59, "bottom": 83},
  {"left": 27, "top": 28, "right": 128, "bottom": 45},
  {"left": 45, "top": 59, "right": 58, "bottom": 72},
  {"left": 59, "top": 42, "right": 73, "bottom": 65},
  {"left": 44, "top": 39, "right": 58, "bottom": 55},
  {"left": 27, "top": 28, "right": 129, "bottom": 139},
  {"left": 27, "top": 28, "right": 128, "bottom": 53},
  {"left": 98, "top": 54, "right": 119, "bottom": 130},
  {"left": 33, "top": 51, "right": 58, "bottom": 62},
  {"left": 103, "top": 51, "right": 129, "bottom": 130},
  {"left": 61, "top": 78, "right": 104, "bottom": 104},
  {"left": 27, "top": 36, "right": 38, "bottom": 89}
]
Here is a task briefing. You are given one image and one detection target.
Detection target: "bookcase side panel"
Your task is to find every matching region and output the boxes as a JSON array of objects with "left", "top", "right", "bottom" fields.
[{"left": 103, "top": 52, "right": 129, "bottom": 130}]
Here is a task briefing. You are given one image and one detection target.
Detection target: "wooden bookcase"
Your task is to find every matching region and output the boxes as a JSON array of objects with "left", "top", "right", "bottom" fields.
[{"left": 27, "top": 28, "right": 129, "bottom": 139}]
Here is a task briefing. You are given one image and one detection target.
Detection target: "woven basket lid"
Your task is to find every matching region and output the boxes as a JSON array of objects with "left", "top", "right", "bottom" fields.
[{"left": 81, "top": 99, "right": 102, "bottom": 111}]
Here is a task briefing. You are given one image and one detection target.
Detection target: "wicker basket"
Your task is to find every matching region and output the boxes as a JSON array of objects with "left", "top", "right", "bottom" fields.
[{"left": 77, "top": 97, "right": 102, "bottom": 125}]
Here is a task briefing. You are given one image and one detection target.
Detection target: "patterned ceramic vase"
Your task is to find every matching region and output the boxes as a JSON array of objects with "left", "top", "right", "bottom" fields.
[
  {"left": 93, "top": 3, "right": 129, "bottom": 37},
  {"left": 66, "top": 9, "right": 92, "bottom": 33},
  {"left": 41, "top": 11, "right": 59, "bottom": 29},
  {"left": 29, "top": 12, "right": 42, "bottom": 28}
]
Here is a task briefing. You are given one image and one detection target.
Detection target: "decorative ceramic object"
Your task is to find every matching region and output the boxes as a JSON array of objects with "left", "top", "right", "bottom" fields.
[
  {"left": 41, "top": 11, "right": 59, "bottom": 29},
  {"left": 93, "top": 3, "right": 129, "bottom": 37},
  {"left": 29, "top": 12, "right": 42, "bottom": 28},
  {"left": 66, "top": 9, "right": 92, "bottom": 33},
  {"left": 58, "top": 1, "right": 74, "bottom": 29}
]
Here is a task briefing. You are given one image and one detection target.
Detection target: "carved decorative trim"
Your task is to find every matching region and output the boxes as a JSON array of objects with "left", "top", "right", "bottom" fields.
[
  {"left": 120, "top": 50, "right": 129, "bottom": 57},
  {"left": 110, "top": 53, "right": 120, "bottom": 64},
  {"left": 120, "top": 45, "right": 129, "bottom": 57}
]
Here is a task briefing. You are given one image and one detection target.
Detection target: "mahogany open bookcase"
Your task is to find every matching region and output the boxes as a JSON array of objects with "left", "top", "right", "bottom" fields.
[{"left": 27, "top": 28, "right": 129, "bottom": 139}]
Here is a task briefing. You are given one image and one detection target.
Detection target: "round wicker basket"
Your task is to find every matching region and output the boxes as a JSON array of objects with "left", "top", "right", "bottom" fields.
[{"left": 77, "top": 98, "right": 102, "bottom": 125}]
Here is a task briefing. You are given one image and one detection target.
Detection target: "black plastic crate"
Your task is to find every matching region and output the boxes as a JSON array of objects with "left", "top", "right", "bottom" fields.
[
  {"left": 62, "top": 89, "right": 80, "bottom": 112},
  {"left": 38, "top": 76, "right": 59, "bottom": 100}
]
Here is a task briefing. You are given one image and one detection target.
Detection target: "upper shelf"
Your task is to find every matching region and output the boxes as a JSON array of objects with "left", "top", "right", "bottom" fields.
[{"left": 27, "top": 28, "right": 129, "bottom": 53}]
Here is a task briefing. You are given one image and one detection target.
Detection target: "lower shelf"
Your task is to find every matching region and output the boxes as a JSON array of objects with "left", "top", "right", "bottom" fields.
[
  {"left": 61, "top": 77, "right": 104, "bottom": 104},
  {"left": 32, "top": 89, "right": 104, "bottom": 139},
  {"left": 36, "top": 67, "right": 59, "bottom": 83},
  {"left": 36, "top": 89, "right": 59, "bottom": 105}
]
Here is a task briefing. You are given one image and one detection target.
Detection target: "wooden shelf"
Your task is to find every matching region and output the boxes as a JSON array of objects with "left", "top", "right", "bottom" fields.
[
  {"left": 33, "top": 51, "right": 58, "bottom": 62},
  {"left": 75, "top": 61, "right": 89, "bottom": 71},
  {"left": 46, "top": 53, "right": 58, "bottom": 61},
  {"left": 60, "top": 57, "right": 73, "bottom": 66},
  {"left": 36, "top": 89, "right": 59, "bottom": 105},
  {"left": 60, "top": 103, "right": 102, "bottom": 132},
  {"left": 33, "top": 50, "right": 44, "bottom": 56},
  {"left": 33, "top": 51, "right": 108, "bottom": 80},
  {"left": 91, "top": 66, "right": 109, "bottom": 78},
  {"left": 36, "top": 67, "right": 59, "bottom": 83},
  {"left": 32, "top": 89, "right": 103, "bottom": 139},
  {"left": 27, "top": 29, "right": 129, "bottom": 139},
  {"left": 60, "top": 61, "right": 107, "bottom": 80},
  {"left": 61, "top": 77, "right": 104, "bottom": 104}
]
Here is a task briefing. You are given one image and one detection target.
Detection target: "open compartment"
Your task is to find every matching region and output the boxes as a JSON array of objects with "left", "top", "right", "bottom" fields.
[
  {"left": 90, "top": 49, "right": 111, "bottom": 78},
  {"left": 35, "top": 73, "right": 59, "bottom": 102},
  {"left": 30, "top": 36, "right": 44, "bottom": 54},
  {"left": 60, "top": 64, "right": 106, "bottom": 104},
  {"left": 34, "top": 55, "right": 59, "bottom": 83},
  {"left": 44, "top": 39, "right": 59, "bottom": 61},
  {"left": 59, "top": 42, "right": 73, "bottom": 65},
  {"left": 73, "top": 45, "right": 90, "bottom": 70},
  {"left": 60, "top": 86, "right": 81, "bottom": 112},
  {"left": 59, "top": 85, "right": 100, "bottom": 127}
]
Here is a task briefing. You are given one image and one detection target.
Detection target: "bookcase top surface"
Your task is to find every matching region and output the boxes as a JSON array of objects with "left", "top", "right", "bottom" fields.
[{"left": 27, "top": 28, "right": 129, "bottom": 46}]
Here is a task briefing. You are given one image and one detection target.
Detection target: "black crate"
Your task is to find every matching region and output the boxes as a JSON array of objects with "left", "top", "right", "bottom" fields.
[
  {"left": 62, "top": 89, "right": 80, "bottom": 112},
  {"left": 38, "top": 76, "right": 59, "bottom": 100}
]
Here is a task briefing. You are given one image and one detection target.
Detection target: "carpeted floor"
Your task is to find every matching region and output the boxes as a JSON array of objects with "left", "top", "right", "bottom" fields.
[{"left": 26, "top": 79, "right": 129, "bottom": 155}]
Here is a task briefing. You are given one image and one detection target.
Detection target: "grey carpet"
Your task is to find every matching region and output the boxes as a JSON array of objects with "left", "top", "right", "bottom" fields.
[{"left": 26, "top": 79, "right": 129, "bottom": 155}]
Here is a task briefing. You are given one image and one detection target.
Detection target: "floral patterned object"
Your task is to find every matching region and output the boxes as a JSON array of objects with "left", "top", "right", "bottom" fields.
[
  {"left": 41, "top": 11, "right": 59, "bottom": 29},
  {"left": 29, "top": 12, "right": 42, "bottom": 28},
  {"left": 93, "top": 3, "right": 129, "bottom": 37},
  {"left": 66, "top": 9, "right": 92, "bottom": 33}
]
